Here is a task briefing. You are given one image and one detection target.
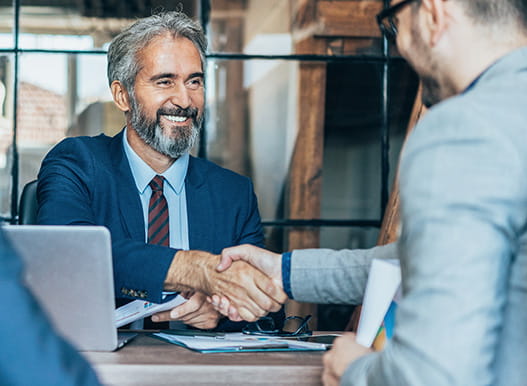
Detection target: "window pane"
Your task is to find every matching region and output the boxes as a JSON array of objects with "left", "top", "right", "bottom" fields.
[
  {"left": 18, "top": 0, "right": 197, "bottom": 50},
  {"left": 0, "top": 54, "right": 14, "bottom": 218},
  {"left": 322, "top": 61, "right": 383, "bottom": 248},
  {"left": 0, "top": 4, "right": 14, "bottom": 49},
  {"left": 17, "top": 52, "right": 120, "bottom": 204},
  {"left": 322, "top": 60, "right": 417, "bottom": 249},
  {"left": 18, "top": 2, "right": 131, "bottom": 50},
  {"left": 388, "top": 60, "right": 419, "bottom": 188},
  {"left": 206, "top": 58, "right": 298, "bottom": 223},
  {"left": 209, "top": 0, "right": 384, "bottom": 56},
  {"left": 206, "top": 58, "right": 414, "bottom": 250}
]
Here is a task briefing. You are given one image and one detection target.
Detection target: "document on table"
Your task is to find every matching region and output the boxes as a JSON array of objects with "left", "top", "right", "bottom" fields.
[
  {"left": 115, "top": 292, "right": 187, "bottom": 328},
  {"left": 153, "top": 332, "right": 328, "bottom": 353}
]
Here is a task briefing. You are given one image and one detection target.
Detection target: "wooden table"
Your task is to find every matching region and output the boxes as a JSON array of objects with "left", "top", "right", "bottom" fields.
[{"left": 83, "top": 333, "right": 324, "bottom": 385}]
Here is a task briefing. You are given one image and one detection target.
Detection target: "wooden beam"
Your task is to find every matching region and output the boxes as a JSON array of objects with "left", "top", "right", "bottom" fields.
[
  {"left": 286, "top": 37, "right": 327, "bottom": 326},
  {"left": 317, "top": 1, "right": 383, "bottom": 38}
]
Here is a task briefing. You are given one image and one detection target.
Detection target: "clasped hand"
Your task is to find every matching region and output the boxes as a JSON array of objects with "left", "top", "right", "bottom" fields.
[
  {"left": 166, "top": 248, "right": 287, "bottom": 322},
  {"left": 208, "top": 244, "right": 286, "bottom": 321}
]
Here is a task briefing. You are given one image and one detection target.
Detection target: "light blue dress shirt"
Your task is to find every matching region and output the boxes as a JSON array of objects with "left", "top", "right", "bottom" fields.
[{"left": 122, "top": 129, "right": 190, "bottom": 251}]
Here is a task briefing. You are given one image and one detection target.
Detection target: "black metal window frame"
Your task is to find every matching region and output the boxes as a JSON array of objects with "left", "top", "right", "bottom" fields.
[{"left": 2, "top": 0, "right": 397, "bottom": 229}]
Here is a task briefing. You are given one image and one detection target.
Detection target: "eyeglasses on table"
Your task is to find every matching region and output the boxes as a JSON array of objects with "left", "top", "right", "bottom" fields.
[{"left": 242, "top": 315, "right": 313, "bottom": 337}]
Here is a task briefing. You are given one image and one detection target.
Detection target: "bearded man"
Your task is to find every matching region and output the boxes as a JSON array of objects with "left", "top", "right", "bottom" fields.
[{"left": 37, "top": 11, "right": 286, "bottom": 331}]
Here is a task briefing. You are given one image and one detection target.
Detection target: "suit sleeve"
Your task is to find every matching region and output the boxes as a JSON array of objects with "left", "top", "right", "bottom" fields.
[
  {"left": 36, "top": 138, "right": 174, "bottom": 303},
  {"left": 342, "top": 103, "right": 527, "bottom": 385},
  {"left": 0, "top": 231, "right": 101, "bottom": 386},
  {"left": 289, "top": 243, "right": 398, "bottom": 305}
]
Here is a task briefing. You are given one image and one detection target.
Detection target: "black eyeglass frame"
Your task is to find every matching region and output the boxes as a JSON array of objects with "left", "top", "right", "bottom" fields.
[
  {"left": 242, "top": 315, "right": 313, "bottom": 337},
  {"left": 376, "top": 0, "right": 419, "bottom": 42}
]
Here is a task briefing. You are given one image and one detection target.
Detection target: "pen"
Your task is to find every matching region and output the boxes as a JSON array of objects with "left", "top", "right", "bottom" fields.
[
  {"left": 237, "top": 343, "right": 289, "bottom": 350},
  {"left": 162, "top": 329, "right": 225, "bottom": 338}
]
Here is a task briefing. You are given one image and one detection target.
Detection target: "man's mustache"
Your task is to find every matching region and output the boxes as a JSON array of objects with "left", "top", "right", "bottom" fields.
[{"left": 157, "top": 107, "right": 199, "bottom": 120}]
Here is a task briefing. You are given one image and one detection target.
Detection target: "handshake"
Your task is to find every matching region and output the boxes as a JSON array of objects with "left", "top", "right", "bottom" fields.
[{"left": 164, "top": 245, "right": 287, "bottom": 322}]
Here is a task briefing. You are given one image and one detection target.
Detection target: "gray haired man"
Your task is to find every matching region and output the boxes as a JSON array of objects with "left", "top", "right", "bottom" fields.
[{"left": 38, "top": 11, "right": 286, "bottom": 331}]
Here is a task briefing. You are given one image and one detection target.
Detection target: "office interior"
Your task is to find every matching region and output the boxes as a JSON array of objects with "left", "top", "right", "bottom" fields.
[{"left": 0, "top": 0, "right": 419, "bottom": 330}]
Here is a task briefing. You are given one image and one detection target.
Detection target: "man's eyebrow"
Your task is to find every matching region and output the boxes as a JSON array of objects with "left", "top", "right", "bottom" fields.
[
  {"left": 187, "top": 72, "right": 204, "bottom": 80},
  {"left": 149, "top": 73, "right": 176, "bottom": 81},
  {"left": 149, "top": 72, "right": 204, "bottom": 82}
]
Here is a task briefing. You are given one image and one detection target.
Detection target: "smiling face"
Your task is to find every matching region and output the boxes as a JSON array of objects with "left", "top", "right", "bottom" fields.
[{"left": 125, "top": 34, "right": 205, "bottom": 159}]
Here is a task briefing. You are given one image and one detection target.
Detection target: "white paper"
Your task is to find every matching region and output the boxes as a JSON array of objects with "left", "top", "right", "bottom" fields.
[
  {"left": 154, "top": 332, "right": 327, "bottom": 351},
  {"left": 115, "top": 292, "right": 187, "bottom": 328},
  {"left": 356, "top": 259, "right": 401, "bottom": 347}
]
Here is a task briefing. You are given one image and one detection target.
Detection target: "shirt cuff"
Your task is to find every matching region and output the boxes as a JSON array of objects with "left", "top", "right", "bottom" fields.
[{"left": 281, "top": 251, "right": 293, "bottom": 299}]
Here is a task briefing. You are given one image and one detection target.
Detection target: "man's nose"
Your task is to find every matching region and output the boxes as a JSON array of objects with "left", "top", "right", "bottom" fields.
[{"left": 169, "top": 83, "right": 192, "bottom": 109}]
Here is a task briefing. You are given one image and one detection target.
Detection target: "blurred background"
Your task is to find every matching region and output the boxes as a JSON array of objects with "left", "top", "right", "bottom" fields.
[{"left": 0, "top": 0, "right": 419, "bottom": 329}]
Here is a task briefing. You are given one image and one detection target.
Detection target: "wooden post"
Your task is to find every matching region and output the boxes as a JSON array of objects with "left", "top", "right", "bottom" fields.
[{"left": 284, "top": 35, "right": 327, "bottom": 326}]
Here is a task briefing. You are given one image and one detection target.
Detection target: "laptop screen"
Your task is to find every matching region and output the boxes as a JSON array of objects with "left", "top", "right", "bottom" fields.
[{"left": 3, "top": 225, "right": 121, "bottom": 351}]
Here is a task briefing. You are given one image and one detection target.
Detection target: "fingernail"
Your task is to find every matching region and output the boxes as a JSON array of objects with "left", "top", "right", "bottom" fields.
[{"left": 151, "top": 315, "right": 159, "bottom": 322}]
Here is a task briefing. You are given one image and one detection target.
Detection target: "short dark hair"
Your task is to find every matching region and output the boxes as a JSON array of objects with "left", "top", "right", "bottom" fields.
[{"left": 107, "top": 11, "right": 207, "bottom": 93}]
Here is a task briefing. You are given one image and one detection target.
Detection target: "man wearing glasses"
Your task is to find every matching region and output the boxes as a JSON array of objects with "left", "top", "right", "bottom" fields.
[{"left": 213, "top": 0, "right": 527, "bottom": 385}]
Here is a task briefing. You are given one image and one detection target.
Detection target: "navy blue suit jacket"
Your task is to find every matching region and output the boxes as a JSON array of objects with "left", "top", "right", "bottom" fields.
[
  {"left": 37, "top": 130, "right": 284, "bottom": 331},
  {"left": 0, "top": 229, "right": 100, "bottom": 385},
  {"left": 37, "top": 130, "right": 264, "bottom": 303}
]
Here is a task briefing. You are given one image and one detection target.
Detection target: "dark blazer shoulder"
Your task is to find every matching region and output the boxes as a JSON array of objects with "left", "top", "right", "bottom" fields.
[
  {"left": 188, "top": 156, "right": 251, "bottom": 187},
  {"left": 49, "top": 133, "right": 116, "bottom": 156}
]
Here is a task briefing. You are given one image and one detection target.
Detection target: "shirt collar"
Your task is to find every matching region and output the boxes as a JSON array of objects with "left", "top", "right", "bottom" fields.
[
  {"left": 463, "top": 46, "right": 527, "bottom": 93},
  {"left": 122, "top": 128, "right": 189, "bottom": 195}
]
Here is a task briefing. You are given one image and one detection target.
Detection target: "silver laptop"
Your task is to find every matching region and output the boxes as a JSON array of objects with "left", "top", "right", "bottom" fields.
[{"left": 3, "top": 225, "right": 136, "bottom": 351}]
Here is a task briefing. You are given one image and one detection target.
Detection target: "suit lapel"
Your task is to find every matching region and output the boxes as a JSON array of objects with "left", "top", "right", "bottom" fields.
[
  {"left": 110, "top": 130, "right": 145, "bottom": 241},
  {"left": 186, "top": 157, "right": 215, "bottom": 252}
]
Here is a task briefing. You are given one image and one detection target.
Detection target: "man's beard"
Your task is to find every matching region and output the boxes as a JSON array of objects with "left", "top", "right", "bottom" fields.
[
  {"left": 408, "top": 19, "right": 456, "bottom": 108},
  {"left": 129, "top": 96, "right": 202, "bottom": 159}
]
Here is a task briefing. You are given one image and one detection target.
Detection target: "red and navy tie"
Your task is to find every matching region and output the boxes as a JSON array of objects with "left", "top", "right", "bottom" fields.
[
  {"left": 148, "top": 175, "right": 170, "bottom": 247},
  {"left": 145, "top": 175, "right": 170, "bottom": 330}
]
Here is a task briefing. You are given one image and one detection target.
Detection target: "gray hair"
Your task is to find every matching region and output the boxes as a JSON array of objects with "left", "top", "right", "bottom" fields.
[
  {"left": 455, "top": 0, "right": 527, "bottom": 28},
  {"left": 107, "top": 11, "right": 207, "bottom": 94}
]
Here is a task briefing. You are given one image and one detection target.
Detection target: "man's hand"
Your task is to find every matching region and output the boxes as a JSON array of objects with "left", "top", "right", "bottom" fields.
[
  {"left": 322, "top": 333, "right": 373, "bottom": 386},
  {"left": 217, "top": 244, "right": 283, "bottom": 283},
  {"left": 210, "top": 244, "right": 285, "bottom": 321},
  {"left": 164, "top": 250, "right": 287, "bottom": 322},
  {"left": 150, "top": 292, "right": 221, "bottom": 330}
]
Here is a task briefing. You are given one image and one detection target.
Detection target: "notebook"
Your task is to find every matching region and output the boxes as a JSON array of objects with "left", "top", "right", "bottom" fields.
[{"left": 3, "top": 225, "right": 136, "bottom": 351}]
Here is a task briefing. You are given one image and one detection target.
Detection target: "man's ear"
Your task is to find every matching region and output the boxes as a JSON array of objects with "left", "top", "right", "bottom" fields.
[
  {"left": 421, "top": 0, "right": 448, "bottom": 46},
  {"left": 110, "top": 80, "right": 131, "bottom": 113}
]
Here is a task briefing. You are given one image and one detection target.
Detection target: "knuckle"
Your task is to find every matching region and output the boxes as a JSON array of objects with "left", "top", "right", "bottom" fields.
[
  {"left": 262, "top": 297, "right": 273, "bottom": 311},
  {"left": 265, "top": 281, "right": 276, "bottom": 294},
  {"left": 255, "top": 308, "right": 266, "bottom": 318}
]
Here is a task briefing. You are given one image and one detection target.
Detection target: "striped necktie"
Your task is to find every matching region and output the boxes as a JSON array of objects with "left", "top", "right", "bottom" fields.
[
  {"left": 145, "top": 175, "right": 170, "bottom": 330},
  {"left": 148, "top": 175, "right": 169, "bottom": 247}
]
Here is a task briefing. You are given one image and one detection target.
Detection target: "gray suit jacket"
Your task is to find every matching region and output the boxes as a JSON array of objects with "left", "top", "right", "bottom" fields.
[{"left": 290, "top": 46, "right": 527, "bottom": 386}]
